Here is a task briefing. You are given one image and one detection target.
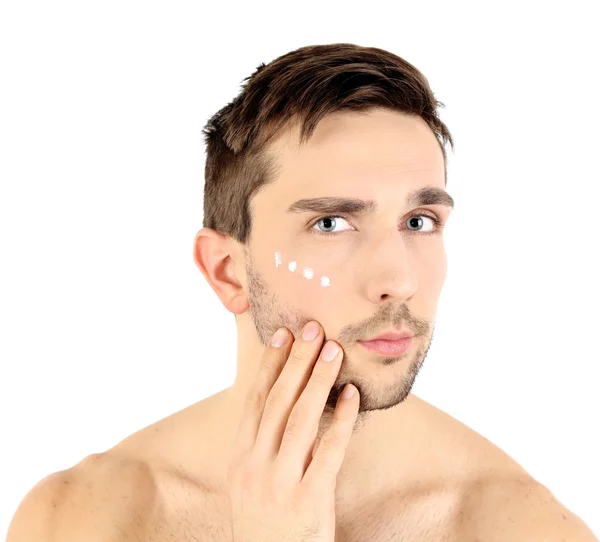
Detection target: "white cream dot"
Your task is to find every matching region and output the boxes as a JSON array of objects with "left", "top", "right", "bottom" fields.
[
  {"left": 302, "top": 267, "right": 314, "bottom": 279},
  {"left": 288, "top": 261, "right": 297, "bottom": 272},
  {"left": 320, "top": 276, "right": 331, "bottom": 287},
  {"left": 274, "top": 252, "right": 283, "bottom": 268}
]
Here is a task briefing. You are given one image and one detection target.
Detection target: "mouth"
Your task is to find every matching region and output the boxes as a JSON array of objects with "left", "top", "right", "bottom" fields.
[{"left": 357, "top": 336, "right": 413, "bottom": 356}]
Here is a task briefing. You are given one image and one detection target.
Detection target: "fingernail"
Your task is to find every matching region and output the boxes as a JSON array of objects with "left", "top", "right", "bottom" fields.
[
  {"left": 342, "top": 384, "right": 355, "bottom": 399},
  {"left": 271, "top": 328, "right": 288, "bottom": 347},
  {"left": 321, "top": 341, "right": 339, "bottom": 362},
  {"left": 302, "top": 321, "right": 319, "bottom": 341}
]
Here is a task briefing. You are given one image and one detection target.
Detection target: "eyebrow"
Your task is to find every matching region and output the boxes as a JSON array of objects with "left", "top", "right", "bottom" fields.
[{"left": 286, "top": 186, "right": 455, "bottom": 215}]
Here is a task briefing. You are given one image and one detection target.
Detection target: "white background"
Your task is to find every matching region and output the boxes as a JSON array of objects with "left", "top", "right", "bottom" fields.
[{"left": 1, "top": 0, "right": 598, "bottom": 538}]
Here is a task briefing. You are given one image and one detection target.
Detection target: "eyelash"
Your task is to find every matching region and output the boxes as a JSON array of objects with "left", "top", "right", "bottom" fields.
[{"left": 309, "top": 213, "right": 443, "bottom": 237}]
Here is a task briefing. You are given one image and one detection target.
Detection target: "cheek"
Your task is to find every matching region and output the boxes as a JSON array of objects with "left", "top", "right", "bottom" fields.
[
  {"left": 421, "top": 249, "right": 447, "bottom": 290},
  {"left": 274, "top": 251, "right": 333, "bottom": 288}
]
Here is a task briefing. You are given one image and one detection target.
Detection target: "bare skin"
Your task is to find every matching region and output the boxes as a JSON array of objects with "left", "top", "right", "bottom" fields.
[
  {"left": 12, "top": 381, "right": 590, "bottom": 541},
  {"left": 7, "top": 109, "right": 597, "bottom": 541}
]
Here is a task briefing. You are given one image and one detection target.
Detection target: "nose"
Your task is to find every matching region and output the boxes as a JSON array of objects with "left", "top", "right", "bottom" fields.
[{"left": 363, "top": 232, "right": 418, "bottom": 304}]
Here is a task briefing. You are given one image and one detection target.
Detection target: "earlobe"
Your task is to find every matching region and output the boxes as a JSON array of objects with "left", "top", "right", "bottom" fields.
[
  {"left": 228, "top": 293, "right": 250, "bottom": 316},
  {"left": 193, "top": 228, "right": 248, "bottom": 316}
]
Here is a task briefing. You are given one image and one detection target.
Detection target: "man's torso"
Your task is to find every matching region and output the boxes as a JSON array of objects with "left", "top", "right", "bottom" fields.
[{"left": 71, "top": 392, "right": 542, "bottom": 541}]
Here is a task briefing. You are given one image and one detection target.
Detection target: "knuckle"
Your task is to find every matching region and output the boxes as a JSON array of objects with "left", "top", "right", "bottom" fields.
[
  {"left": 286, "top": 348, "right": 307, "bottom": 366},
  {"left": 309, "top": 368, "right": 330, "bottom": 387},
  {"left": 283, "top": 410, "right": 302, "bottom": 440},
  {"left": 261, "top": 347, "right": 282, "bottom": 373},
  {"left": 260, "top": 393, "right": 279, "bottom": 424},
  {"left": 321, "top": 425, "right": 345, "bottom": 451},
  {"left": 260, "top": 346, "right": 287, "bottom": 376},
  {"left": 247, "top": 387, "right": 267, "bottom": 412},
  {"left": 279, "top": 408, "right": 311, "bottom": 456},
  {"left": 261, "top": 382, "right": 292, "bottom": 423},
  {"left": 263, "top": 350, "right": 280, "bottom": 369}
]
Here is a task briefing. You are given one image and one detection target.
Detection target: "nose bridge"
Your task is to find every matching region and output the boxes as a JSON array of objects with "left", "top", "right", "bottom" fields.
[{"left": 363, "top": 228, "right": 418, "bottom": 302}]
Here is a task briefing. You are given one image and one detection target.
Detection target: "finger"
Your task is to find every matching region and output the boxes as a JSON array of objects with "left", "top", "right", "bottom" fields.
[
  {"left": 275, "top": 338, "right": 344, "bottom": 481},
  {"left": 301, "top": 383, "right": 359, "bottom": 490},
  {"left": 254, "top": 321, "right": 325, "bottom": 462},
  {"left": 229, "top": 327, "right": 293, "bottom": 466},
  {"left": 301, "top": 433, "right": 320, "bottom": 475},
  {"left": 311, "top": 436, "right": 320, "bottom": 459}
]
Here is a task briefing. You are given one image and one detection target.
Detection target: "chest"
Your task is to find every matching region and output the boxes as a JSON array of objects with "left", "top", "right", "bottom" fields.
[
  {"left": 334, "top": 487, "right": 462, "bottom": 542},
  {"left": 151, "top": 483, "right": 463, "bottom": 542}
]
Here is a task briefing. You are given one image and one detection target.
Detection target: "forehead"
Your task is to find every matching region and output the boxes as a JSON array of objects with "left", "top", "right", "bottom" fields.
[{"left": 264, "top": 108, "right": 445, "bottom": 191}]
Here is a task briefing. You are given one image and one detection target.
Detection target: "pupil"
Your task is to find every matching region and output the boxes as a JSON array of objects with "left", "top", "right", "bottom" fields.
[
  {"left": 322, "top": 218, "right": 334, "bottom": 230},
  {"left": 409, "top": 216, "right": 422, "bottom": 230}
]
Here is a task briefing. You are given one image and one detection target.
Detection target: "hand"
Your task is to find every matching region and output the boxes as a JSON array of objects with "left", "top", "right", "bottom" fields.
[{"left": 227, "top": 320, "right": 359, "bottom": 541}]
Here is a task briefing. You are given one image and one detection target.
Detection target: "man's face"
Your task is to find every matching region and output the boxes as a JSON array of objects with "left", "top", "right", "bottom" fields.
[{"left": 241, "top": 108, "right": 452, "bottom": 414}]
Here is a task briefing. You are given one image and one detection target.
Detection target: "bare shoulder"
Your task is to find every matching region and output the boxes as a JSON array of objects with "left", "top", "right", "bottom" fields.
[
  {"left": 7, "top": 452, "right": 161, "bottom": 542},
  {"left": 459, "top": 475, "right": 598, "bottom": 541},
  {"left": 411, "top": 397, "right": 597, "bottom": 539}
]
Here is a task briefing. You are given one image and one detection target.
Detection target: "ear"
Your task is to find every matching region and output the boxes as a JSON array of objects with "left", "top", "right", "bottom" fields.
[{"left": 193, "top": 228, "right": 249, "bottom": 316}]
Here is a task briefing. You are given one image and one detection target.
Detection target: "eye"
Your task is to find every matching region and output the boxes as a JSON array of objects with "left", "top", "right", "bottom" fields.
[
  {"left": 405, "top": 214, "right": 441, "bottom": 236},
  {"left": 311, "top": 216, "right": 354, "bottom": 235},
  {"left": 310, "top": 213, "right": 443, "bottom": 237}
]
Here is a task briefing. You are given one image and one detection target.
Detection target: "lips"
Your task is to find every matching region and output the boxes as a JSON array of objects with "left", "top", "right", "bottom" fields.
[
  {"left": 360, "top": 330, "right": 413, "bottom": 342},
  {"left": 358, "top": 335, "right": 413, "bottom": 356}
]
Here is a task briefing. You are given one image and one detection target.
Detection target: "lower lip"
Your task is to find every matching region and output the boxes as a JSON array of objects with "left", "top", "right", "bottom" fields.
[{"left": 358, "top": 337, "right": 413, "bottom": 356}]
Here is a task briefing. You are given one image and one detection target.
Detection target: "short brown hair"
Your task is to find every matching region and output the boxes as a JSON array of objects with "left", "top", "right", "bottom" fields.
[{"left": 201, "top": 43, "right": 454, "bottom": 246}]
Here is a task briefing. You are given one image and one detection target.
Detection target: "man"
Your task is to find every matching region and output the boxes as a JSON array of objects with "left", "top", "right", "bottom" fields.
[{"left": 8, "top": 43, "right": 597, "bottom": 541}]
